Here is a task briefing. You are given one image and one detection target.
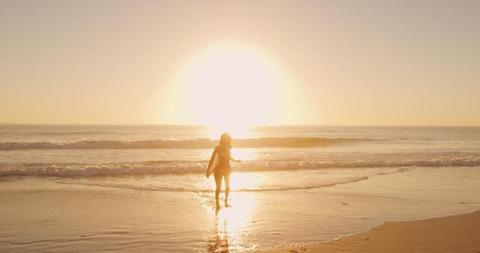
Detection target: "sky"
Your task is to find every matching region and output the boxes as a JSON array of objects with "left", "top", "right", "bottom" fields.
[{"left": 1, "top": 0, "right": 479, "bottom": 126}]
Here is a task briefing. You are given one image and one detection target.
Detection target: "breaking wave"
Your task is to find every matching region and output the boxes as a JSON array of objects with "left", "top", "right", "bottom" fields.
[
  {"left": 0, "top": 137, "right": 362, "bottom": 151},
  {"left": 0, "top": 157, "right": 479, "bottom": 177}
]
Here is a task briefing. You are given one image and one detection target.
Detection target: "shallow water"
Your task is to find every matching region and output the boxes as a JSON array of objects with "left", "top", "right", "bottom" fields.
[
  {"left": 1, "top": 166, "right": 479, "bottom": 252},
  {"left": 0, "top": 125, "right": 479, "bottom": 252},
  {"left": 1, "top": 125, "right": 480, "bottom": 177}
]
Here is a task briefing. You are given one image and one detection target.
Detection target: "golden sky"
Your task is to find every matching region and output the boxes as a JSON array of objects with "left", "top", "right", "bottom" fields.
[{"left": 1, "top": 0, "right": 479, "bottom": 126}]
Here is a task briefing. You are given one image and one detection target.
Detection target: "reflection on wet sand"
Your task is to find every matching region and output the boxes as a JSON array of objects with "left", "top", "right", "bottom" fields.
[
  {"left": 207, "top": 193, "right": 257, "bottom": 252},
  {"left": 208, "top": 209, "right": 230, "bottom": 253}
]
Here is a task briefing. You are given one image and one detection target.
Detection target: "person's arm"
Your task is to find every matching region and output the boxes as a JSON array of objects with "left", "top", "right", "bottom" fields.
[
  {"left": 206, "top": 148, "right": 217, "bottom": 177},
  {"left": 230, "top": 157, "right": 241, "bottom": 163}
]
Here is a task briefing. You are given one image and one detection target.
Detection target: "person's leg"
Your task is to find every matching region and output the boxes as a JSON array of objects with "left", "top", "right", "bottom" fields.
[
  {"left": 214, "top": 172, "right": 223, "bottom": 207},
  {"left": 224, "top": 172, "right": 231, "bottom": 206}
]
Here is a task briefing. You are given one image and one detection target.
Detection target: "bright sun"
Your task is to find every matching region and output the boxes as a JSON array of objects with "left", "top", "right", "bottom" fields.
[{"left": 173, "top": 42, "right": 293, "bottom": 137}]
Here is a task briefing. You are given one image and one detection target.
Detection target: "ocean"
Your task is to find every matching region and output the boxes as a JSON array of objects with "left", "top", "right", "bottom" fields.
[{"left": 1, "top": 125, "right": 479, "bottom": 252}]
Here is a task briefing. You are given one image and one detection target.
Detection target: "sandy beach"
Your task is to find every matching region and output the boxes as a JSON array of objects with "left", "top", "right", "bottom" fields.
[
  {"left": 1, "top": 126, "right": 480, "bottom": 252},
  {"left": 1, "top": 165, "right": 479, "bottom": 252},
  {"left": 259, "top": 210, "right": 480, "bottom": 253}
]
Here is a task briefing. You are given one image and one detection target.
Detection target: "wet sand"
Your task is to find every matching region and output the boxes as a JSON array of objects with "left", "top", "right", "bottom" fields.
[
  {"left": 258, "top": 210, "right": 480, "bottom": 253},
  {"left": 1, "top": 166, "right": 479, "bottom": 252}
]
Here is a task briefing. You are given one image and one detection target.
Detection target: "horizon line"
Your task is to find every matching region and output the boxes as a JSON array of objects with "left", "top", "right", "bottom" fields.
[{"left": 0, "top": 122, "right": 479, "bottom": 128}]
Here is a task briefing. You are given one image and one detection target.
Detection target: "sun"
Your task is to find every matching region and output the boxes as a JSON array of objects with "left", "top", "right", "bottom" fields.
[{"left": 172, "top": 42, "right": 292, "bottom": 138}]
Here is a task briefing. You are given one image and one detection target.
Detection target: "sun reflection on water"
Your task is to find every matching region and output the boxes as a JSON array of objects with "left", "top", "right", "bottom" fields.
[
  {"left": 231, "top": 148, "right": 257, "bottom": 162},
  {"left": 205, "top": 126, "right": 255, "bottom": 140},
  {"left": 230, "top": 172, "right": 264, "bottom": 191},
  {"left": 203, "top": 172, "right": 266, "bottom": 192}
]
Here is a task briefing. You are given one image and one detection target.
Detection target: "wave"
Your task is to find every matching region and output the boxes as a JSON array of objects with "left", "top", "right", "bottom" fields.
[
  {"left": 0, "top": 137, "right": 362, "bottom": 151},
  {"left": 27, "top": 131, "right": 115, "bottom": 136},
  {"left": 0, "top": 157, "right": 478, "bottom": 177},
  {"left": 55, "top": 176, "right": 371, "bottom": 193},
  {"left": 53, "top": 168, "right": 410, "bottom": 193}
]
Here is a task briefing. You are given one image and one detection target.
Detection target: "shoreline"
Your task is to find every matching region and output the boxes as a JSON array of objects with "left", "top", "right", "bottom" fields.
[
  {"left": 256, "top": 210, "right": 480, "bottom": 253},
  {"left": 1, "top": 170, "right": 479, "bottom": 252}
]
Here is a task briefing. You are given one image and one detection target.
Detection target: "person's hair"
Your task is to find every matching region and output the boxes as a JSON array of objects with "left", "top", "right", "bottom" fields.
[{"left": 219, "top": 133, "right": 232, "bottom": 147}]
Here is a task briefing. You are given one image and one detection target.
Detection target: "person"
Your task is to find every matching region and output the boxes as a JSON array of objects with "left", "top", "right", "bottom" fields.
[{"left": 206, "top": 133, "right": 240, "bottom": 208}]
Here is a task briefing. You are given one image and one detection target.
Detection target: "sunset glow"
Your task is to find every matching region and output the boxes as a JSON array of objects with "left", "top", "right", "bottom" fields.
[
  {"left": 1, "top": 1, "right": 480, "bottom": 253},
  {"left": 171, "top": 43, "right": 296, "bottom": 135}
]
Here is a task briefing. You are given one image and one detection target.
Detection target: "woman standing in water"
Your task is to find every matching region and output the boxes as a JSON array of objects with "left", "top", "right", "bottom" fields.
[{"left": 206, "top": 133, "right": 240, "bottom": 208}]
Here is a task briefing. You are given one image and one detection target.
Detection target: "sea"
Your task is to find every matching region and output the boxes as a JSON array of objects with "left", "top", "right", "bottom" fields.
[{"left": 0, "top": 125, "right": 479, "bottom": 252}]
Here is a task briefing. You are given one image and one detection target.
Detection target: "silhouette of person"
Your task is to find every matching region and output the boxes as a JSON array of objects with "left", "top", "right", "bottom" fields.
[{"left": 206, "top": 133, "right": 239, "bottom": 208}]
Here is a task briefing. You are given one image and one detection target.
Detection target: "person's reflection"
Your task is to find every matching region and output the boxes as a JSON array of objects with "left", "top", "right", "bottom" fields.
[{"left": 207, "top": 208, "right": 230, "bottom": 253}]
